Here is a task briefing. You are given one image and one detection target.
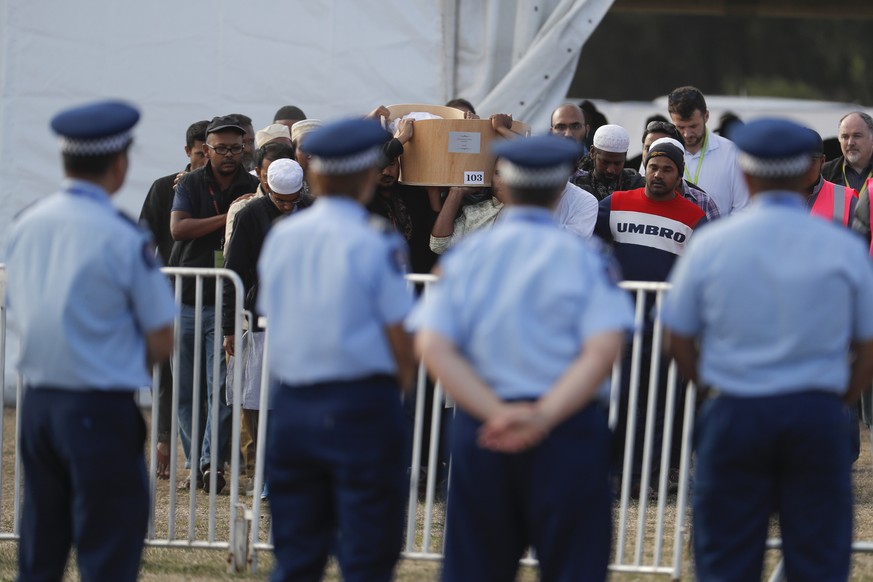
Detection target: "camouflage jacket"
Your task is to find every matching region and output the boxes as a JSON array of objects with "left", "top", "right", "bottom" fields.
[{"left": 571, "top": 155, "right": 645, "bottom": 201}]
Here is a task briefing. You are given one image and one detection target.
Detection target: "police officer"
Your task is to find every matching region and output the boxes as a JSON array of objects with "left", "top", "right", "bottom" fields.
[
  {"left": 257, "top": 118, "right": 415, "bottom": 582},
  {"left": 411, "top": 135, "right": 634, "bottom": 581},
  {"left": 662, "top": 118, "right": 873, "bottom": 582},
  {"left": 5, "top": 101, "right": 176, "bottom": 581}
]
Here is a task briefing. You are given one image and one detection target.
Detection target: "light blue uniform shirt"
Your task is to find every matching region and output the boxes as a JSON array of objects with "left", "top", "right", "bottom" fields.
[
  {"left": 257, "top": 196, "right": 414, "bottom": 384},
  {"left": 408, "top": 206, "right": 634, "bottom": 401},
  {"left": 662, "top": 191, "right": 873, "bottom": 397},
  {"left": 4, "top": 179, "right": 176, "bottom": 390}
]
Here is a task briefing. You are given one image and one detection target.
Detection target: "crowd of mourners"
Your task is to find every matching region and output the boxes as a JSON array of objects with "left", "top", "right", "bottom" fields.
[{"left": 8, "top": 83, "right": 873, "bottom": 582}]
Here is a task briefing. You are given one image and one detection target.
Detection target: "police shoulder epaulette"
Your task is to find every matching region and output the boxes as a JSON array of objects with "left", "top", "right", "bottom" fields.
[{"left": 116, "top": 209, "right": 144, "bottom": 231}]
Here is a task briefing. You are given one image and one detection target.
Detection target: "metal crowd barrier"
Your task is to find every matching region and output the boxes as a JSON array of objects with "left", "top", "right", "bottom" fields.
[
  {"left": 0, "top": 267, "right": 249, "bottom": 564},
  {"left": 0, "top": 265, "right": 870, "bottom": 579},
  {"left": 242, "top": 277, "right": 696, "bottom": 578},
  {"left": 143, "top": 268, "right": 245, "bottom": 561}
]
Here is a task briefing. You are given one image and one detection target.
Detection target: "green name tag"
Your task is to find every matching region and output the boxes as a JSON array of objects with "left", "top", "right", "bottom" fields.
[{"left": 215, "top": 250, "right": 224, "bottom": 269}]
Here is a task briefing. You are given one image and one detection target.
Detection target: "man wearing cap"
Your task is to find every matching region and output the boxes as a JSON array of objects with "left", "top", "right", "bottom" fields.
[
  {"left": 667, "top": 86, "right": 749, "bottom": 215},
  {"left": 595, "top": 141, "right": 706, "bottom": 492},
  {"left": 222, "top": 157, "right": 312, "bottom": 495},
  {"left": 5, "top": 100, "right": 176, "bottom": 581},
  {"left": 258, "top": 118, "right": 415, "bottom": 582},
  {"left": 572, "top": 124, "right": 645, "bottom": 201},
  {"left": 225, "top": 124, "right": 293, "bottom": 246},
  {"left": 138, "top": 118, "right": 208, "bottom": 479},
  {"left": 412, "top": 134, "right": 633, "bottom": 581},
  {"left": 642, "top": 122, "right": 720, "bottom": 221},
  {"left": 663, "top": 118, "right": 873, "bottom": 581},
  {"left": 169, "top": 115, "right": 259, "bottom": 492}
]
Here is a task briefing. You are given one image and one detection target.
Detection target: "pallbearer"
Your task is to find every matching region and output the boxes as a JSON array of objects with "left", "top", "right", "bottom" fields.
[
  {"left": 411, "top": 134, "right": 634, "bottom": 581},
  {"left": 257, "top": 118, "right": 415, "bottom": 582}
]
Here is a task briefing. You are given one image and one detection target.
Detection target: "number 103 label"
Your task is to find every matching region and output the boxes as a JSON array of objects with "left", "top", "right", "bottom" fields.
[{"left": 464, "top": 171, "right": 485, "bottom": 185}]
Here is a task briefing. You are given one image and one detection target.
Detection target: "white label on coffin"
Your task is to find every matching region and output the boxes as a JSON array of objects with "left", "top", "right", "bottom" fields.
[{"left": 448, "top": 132, "right": 481, "bottom": 154}]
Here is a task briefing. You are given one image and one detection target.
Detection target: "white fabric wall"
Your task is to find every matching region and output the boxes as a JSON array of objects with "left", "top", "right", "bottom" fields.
[{"left": 0, "top": 0, "right": 610, "bottom": 259}]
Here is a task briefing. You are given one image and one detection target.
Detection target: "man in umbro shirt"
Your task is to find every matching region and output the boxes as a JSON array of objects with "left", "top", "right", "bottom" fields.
[{"left": 595, "top": 140, "right": 706, "bottom": 497}]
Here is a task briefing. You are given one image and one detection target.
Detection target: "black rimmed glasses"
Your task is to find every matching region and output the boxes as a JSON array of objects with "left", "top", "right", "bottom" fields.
[{"left": 206, "top": 143, "right": 245, "bottom": 156}]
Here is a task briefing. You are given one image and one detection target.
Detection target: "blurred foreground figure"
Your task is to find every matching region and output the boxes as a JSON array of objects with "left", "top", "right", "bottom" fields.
[
  {"left": 663, "top": 118, "right": 873, "bottom": 582},
  {"left": 5, "top": 100, "right": 175, "bottom": 581},
  {"left": 412, "top": 135, "right": 633, "bottom": 581},
  {"left": 258, "top": 118, "right": 415, "bottom": 582}
]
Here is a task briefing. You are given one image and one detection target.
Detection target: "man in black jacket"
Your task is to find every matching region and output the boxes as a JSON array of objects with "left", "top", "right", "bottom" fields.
[
  {"left": 222, "top": 157, "right": 312, "bottom": 493},
  {"left": 169, "top": 115, "right": 259, "bottom": 492},
  {"left": 138, "top": 119, "right": 208, "bottom": 479}
]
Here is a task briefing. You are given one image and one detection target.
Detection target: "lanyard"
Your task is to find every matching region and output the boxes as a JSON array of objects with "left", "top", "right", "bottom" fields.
[
  {"left": 841, "top": 162, "right": 873, "bottom": 198},
  {"left": 206, "top": 185, "right": 221, "bottom": 215},
  {"left": 683, "top": 130, "right": 709, "bottom": 185}
]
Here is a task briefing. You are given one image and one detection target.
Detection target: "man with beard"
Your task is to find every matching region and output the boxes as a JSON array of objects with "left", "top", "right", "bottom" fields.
[
  {"left": 642, "top": 123, "right": 720, "bottom": 221},
  {"left": 572, "top": 124, "right": 645, "bottom": 201},
  {"left": 222, "top": 158, "right": 312, "bottom": 496},
  {"left": 550, "top": 102, "right": 589, "bottom": 161},
  {"left": 595, "top": 141, "right": 707, "bottom": 495},
  {"left": 826, "top": 113, "right": 873, "bottom": 245},
  {"left": 823, "top": 112, "right": 873, "bottom": 196},
  {"left": 368, "top": 153, "right": 440, "bottom": 275},
  {"left": 229, "top": 113, "right": 256, "bottom": 172},
  {"left": 667, "top": 86, "right": 748, "bottom": 215},
  {"left": 169, "top": 115, "right": 259, "bottom": 492}
]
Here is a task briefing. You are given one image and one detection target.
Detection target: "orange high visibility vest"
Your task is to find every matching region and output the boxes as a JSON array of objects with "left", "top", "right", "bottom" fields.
[
  {"left": 868, "top": 178, "right": 873, "bottom": 256},
  {"left": 810, "top": 180, "right": 857, "bottom": 226}
]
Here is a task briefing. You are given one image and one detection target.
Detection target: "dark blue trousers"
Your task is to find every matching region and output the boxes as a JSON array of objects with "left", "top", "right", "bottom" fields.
[
  {"left": 693, "top": 392, "right": 852, "bottom": 582},
  {"left": 266, "top": 377, "right": 407, "bottom": 582},
  {"left": 18, "top": 388, "right": 148, "bottom": 582},
  {"left": 442, "top": 404, "right": 612, "bottom": 582}
]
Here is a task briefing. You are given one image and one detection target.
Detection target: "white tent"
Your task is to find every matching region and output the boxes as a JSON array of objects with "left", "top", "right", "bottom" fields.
[{"left": 0, "top": 0, "right": 613, "bottom": 258}]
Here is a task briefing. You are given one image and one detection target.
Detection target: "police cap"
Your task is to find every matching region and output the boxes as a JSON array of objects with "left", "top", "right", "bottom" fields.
[
  {"left": 206, "top": 115, "right": 246, "bottom": 135},
  {"left": 304, "top": 118, "right": 389, "bottom": 175},
  {"left": 732, "top": 118, "right": 819, "bottom": 178},
  {"left": 492, "top": 134, "right": 581, "bottom": 189},
  {"left": 51, "top": 100, "right": 139, "bottom": 156}
]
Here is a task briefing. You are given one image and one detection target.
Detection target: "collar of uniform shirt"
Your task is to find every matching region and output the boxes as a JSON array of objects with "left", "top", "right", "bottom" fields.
[
  {"left": 63, "top": 178, "right": 111, "bottom": 205},
  {"left": 500, "top": 205, "right": 555, "bottom": 224},
  {"left": 751, "top": 191, "right": 805, "bottom": 210},
  {"left": 314, "top": 194, "right": 369, "bottom": 219}
]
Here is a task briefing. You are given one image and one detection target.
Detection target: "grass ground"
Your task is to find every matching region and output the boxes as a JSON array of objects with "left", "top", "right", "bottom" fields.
[{"left": 3, "top": 407, "right": 873, "bottom": 580}]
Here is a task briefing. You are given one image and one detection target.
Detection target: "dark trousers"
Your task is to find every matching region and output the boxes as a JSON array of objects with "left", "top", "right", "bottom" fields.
[
  {"left": 18, "top": 388, "right": 148, "bottom": 582},
  {"left": 266, "top": 377, "right": 407, "bottom": 582},
  {"left": 442, "top": 405, "right": 612, "bottom": 582},
  {"left": 693, "top": 392, "right": 852, "bottom": 582}
]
